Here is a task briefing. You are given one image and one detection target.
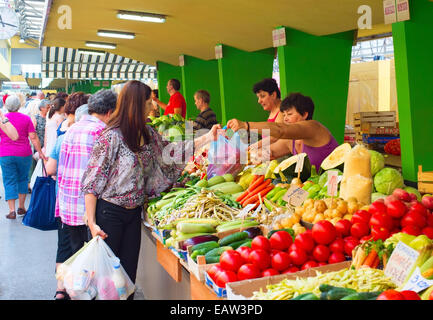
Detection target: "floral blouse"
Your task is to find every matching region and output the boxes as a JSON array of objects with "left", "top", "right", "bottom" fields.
[{"left": 80, "top": 125, "right": 192, "bottom": 209}]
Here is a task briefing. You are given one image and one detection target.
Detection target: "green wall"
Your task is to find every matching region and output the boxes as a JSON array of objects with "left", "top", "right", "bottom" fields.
[
  {"left": 277, "top": 27, "right": 354, "bottom": 143},
  {"left": 392, "top": 0, "right": 433, "bottom": 183},
  {"left": 156, "top": 61, "right": 182, "bottom": 115},
  {"left": 180, "top": 55, "right": 222, "bottom": 122},
  {"left": 70, "top": 80, "right": 111, "bottom": 94},
  {"left": 217, "top": 45, "right": 275, "bottom": 124}
]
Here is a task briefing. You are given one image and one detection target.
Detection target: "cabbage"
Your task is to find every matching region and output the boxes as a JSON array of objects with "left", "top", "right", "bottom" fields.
[
  {"left": 404, "top": 186, "right": 422, "bottom": 201},
  {"left": 373, "top": 167, "right": 404, "bottom": 195},
  {"left": 369, "top": 150, "right": 385, "bottom": 176},
  {"left": 371, "top": 192, "right": 387, "bottom": 202}
]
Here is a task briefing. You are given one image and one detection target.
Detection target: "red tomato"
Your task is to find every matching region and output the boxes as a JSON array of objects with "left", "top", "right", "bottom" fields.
[
  {"left": 422, "top": 226, "right": 433, "bottom": 239},
  {"left": 371, "top": 226, "right": 390, "bottom": 241},
  {"left": 269, "top": 231, "right": 293, "bottom": 251},
  {"left": 289, "top": 242, "right": 302, "bottom": 252},
  {"left": 295, "top": 232, "right": 315, "bottom": 252},
  {"left": 386, "top": 200, "right": 407, "bottom": 218},
  {"left": 236, "top": 246, "right": 252, "bottom": 263},
  {"left": 289, "top": 248, "right": 308, "bottom": 266},
  {"left": 409, "top": 202, "right": 428, "bottom": 217},
  {"left": 344, "top": 237, "right": 360, "bottom": 257},
  {"left": 350, "top": 222, "right": 370, "bottom": 238},
  {"left": 370, "top": 213, "right": 394, "bottom": 230},
  {"left": 369, "top": 201, "right": 387, "bottom": 215},
  {"left": 248, "top": 249, "right": 271, "bottom": 270},
  {"left": 237, "top": 264, "right": 261, "bottom": 281},
  {"left": 401, "top": 211, "right": 427, "bottom": 229},
  {"left": 219, "top": 250, "right": 244, "bottom": 272},
  {"left": 251, "top": 236, "right": 271, "bottom": 252},
  {"left": 208, "top": 264, "right": 224, "bottom": 282},
  {"left": 261, "top": 268, "right": 280, "bottom": 277},
  {"left": 282, "top": 266, "right": 300, "bottom": 274},
  {"left": 335, "top": 219, "right": 352, "bottom": 237},
  {"left": 351, "top": 210, "right": 371, "bottom": 225},
  {"left": 427, "top": 214, "right": 433, "bottom": 228},
  {"left": 400, "top": 290, "right": 421, "bottom": 300},
  {"left": 402, "top": 225, "right": 421, "bottom": 236},
  {"left": 215, "top": 270, "right": 238, "bottom": 288},
  {"left": 318, "top": 262, "right": 328, "bottom": 266},
  {"left": 312, "top": 244, "right": 331, "bottom": 262},
  {"left": 360, "top": 235, "right": 373, "bottom": 243},
  {"left": 312, "top": 220, "right": 337, "bottom": 245},
  {"left": 329, "top": 238, "right": 345, "bottom": 253},
  {"left": 271, "top": 251, "right": 292, "bottom": 271},
  {"left": 376, "top": 289, "right": 406, "bottom": 300},
  {"left": 328, "top": 252, "right": 346, "bottom": 264},
  {"left": 270, "top": 249, "right": 280, "bottom": 258},
  {"left": 430, "top": 290, "right": 433, "bottom": 300},
  {"left": 301, "top": 260, "right": 318, "bottom": 270}
]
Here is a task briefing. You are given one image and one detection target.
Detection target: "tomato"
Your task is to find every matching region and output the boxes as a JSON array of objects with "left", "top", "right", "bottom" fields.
[
  {"left": 400, "top": 290, "right": 421, "bottom": 300},
  {"left": 402, "top": 225, "right": 421, "bottom": 236},
  {"left": 219, "top": 250, "right": 244, "bottom": 272},
  {"left": 251, "top": 236, "right": 271, "bottom": 252},
  {"left": 328, "top": 252, "right": 346, "bottom": 264},
  {"left": 371, "top": 226, "right": 390, "bottom": 241},
  {"left": 237, "top": 264, "right": 261, "bottom": 281},
  {"left": 289, "top": 248, "right": 308, "bottom": 266},
  {"left": 360, "top": 235, "right": 373, "bottom": 243},
  {"left": 392, "top": 188, "right": 411, "bottom": 202},
  {"left": 270, "top": 249, "right": 281, "bottom": 258},
  {"left": 344, "top": 237, "right": 360, "bottom": 257},
  {"left": 376, "top": 289, "right": 405, "bottom": 300},
  {"left": 312, "top": 220, "right": 337, "bottom": 245},
  {"left": 236, "top": 246, "right": 252, "bottom": 263},
  {"left": 261, "top": 268, "right": 280, "bottom": 277},
  {"left": 351, "top": 210, "right": 371, "bottom": 225},
  {"left": 282, "top": 266, "right": 299, "bottom": 274},
  {"left": 269, "top": 231, "right": 293, "bottom": 251},
  {"left": 207, "top": 264, "right": 224, "bottom": 282},
  {"left": 335, "top": 219, "right": 352, "bottom": 237},
  {"left": 401, "top": 211, "right": 427, "bottom": 229},
  {"left": 369, "top": 201, "right": 387, "bottom": 215},
  {"left": 430, "top": 290, "right": 433, "bottom": 300},
  {"left": 427, "top": 214, "right": 433, "bottom": 228},
  {"left": 295, "top": 232, "right": 315, "bottom": 252},
  {"left": 289, "top": 242, "right": 302, "bottom": 252},
  {"left": 422, "top": 226, "right": 433, "bottom": 239},
  {"left": 312, "top": 244, "right": 331, "bottom": 262},
  {"left": 318, "top": 262, "right": 328, "bottom": 266},
  {"left": 409, "top": 202, "right": 428, "bottom": 217},
  {"left": 271, "top": 251, "right": 292, "bottom": 271},
  {"left": 248, "top": 249, "right": 271, "bottom": 270},
  {"left": 386, "top": 200, "right": 407, "bottom": 218},
  {"left": 369, "top": 213, "right": 394, "bottom": 230},
  {"left": 350, "top": 222, "right": 370, "bottom": 238},
  {"left": 215, "top": 270, "right": 238, "bottom": 288},
  {"left": 329, "top": 238, "right": 345, "bottom": 253},
  {"left": 301, "top": 260, "right": 318, "bottom": 270}
]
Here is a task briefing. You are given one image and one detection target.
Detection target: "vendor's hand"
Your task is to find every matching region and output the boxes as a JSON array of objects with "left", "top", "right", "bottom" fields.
[
  {"left": 89, "top": 223, "right": 108, "bottom": 240},
  {"left": 208, "top": 124, "right": 222, "bottom": 141},
  {"left": 226, "top": 119, "right": 247, "bottom": 132}
]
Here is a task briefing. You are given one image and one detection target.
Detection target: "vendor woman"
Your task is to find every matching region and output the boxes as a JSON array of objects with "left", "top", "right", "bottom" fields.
[
  {"left": 253, "top": 78, "right": 284, "bottom": 123},
  {"left": 227, "top": 92, "right": 339, "bottom": 169}
]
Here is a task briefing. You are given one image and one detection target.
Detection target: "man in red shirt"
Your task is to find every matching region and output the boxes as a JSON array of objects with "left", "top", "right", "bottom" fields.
[{"left": 152, "top": 78, "right": 186, "bottom": 119}]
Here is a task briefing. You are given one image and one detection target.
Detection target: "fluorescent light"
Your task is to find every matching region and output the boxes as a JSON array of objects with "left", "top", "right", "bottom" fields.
[
  {"left": 117, "top": 10, "right": 166, "bottom": 23},
  {"left": 78, "top": 49, "right": 106, "bottom": 56},
  {"left": 97, "top": 30, "right": 135, "bottom": 39},
  {"left": 85, "top": 41, "right": 117, "bottom": 49}
]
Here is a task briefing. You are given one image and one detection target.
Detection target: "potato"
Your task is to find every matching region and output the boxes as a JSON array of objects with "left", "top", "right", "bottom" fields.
[
  {"left": 313, "top": 213, "right": 325, "bottom": 224},
  {"left": 295, "top": 206, "right": 305, "bottom": 218},
  {"left": 347, "top": 201, "right": 359, "bottom": 215},
  {"left": 347, "top": 197, "right": 358, "bottom": 203},
  {"left": 331, "top": 209, "right": 342, "bottom": 218},
  {"left": 303, "top": 199, "right": 315, "bottom": 208},
  {"left": 293, "top": 223, "right": 306, "bottom": 236},
  {"left": 331, "top": 217, "right": 341, "bottom": 225},
  {"left": 343, "top": 214, "right": 353, "bottom": 221},
  {"left": 314, "top": 200, "right": 327, "bottom": 213},
  {"left": 281, "top": 217, "right": 291, "bottom": 228},
  {"left": 323, "top": 208, "right": 333, "bottom": 219},
  {"left": 360, "top": 205, "right": 370, "bottom": 211},
  {"left": 336, "top": 201, "right": 348, "bottom": 214}
]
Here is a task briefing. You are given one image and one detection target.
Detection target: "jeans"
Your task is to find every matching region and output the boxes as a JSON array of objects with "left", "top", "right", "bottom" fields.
[{"left": 0, "top": 156, "right": 32, "bottom": 200}]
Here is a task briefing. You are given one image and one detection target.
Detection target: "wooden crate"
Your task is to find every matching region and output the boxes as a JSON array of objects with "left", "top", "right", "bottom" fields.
[
  {"left": 418, "top": 165, "right": 433, "bottom": 194},
  {"left": 354, "top": 112, "right": 398, "bottom": 143}
]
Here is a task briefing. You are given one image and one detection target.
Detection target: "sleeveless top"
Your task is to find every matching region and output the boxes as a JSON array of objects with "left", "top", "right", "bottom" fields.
[
  {"left": 292, "top": 129, "right": 339, "bottom": 169},
  {"left": 57, "top": 120, "right": 67, "bottom": 137},
  {"left": 267, "top": 111, "right": 280, "bottom": 123},
  {"left": 35, "top": 114, "right": 46, "bottom": 149}
]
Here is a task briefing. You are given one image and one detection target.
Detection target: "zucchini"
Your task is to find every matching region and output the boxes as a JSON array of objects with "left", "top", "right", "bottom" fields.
[
  {"left": 229, "top": 239, "right": 252, "bottom": 250},
  {"left": 326, "top": 287, "right": 357, "bottom": 300},
  {"left": 291, "top": 293, "right": 314, "bottom": 300},
  {"left": 207, "top": 176, "right": 226, "bottom": 187},
  {"left": 299, "top": 293, "right": 319, "bottom": 300},
  {"left": 208, "top": 182, "right": 244, "bottom": 194},
  {"left": 194, "top": 179, "right": 208, "bottom": 188},
  {"left": 176, "top": 222, "right": 216, "bottom": 234},
  {"left": 219, "top": 231, "right": 248, "bottom": 246},
  {"left": 319, "top": 284, "right": 335, "bottom": 292},
  {"left": 191, "top": 241, "right": 219, "bottom": 253}
]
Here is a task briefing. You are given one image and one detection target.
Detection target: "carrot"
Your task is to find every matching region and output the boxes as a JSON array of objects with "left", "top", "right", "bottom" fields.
[
  {"left": 242, "top": 179, "right": 271, "bottom": 202},
  {"left": 242, "top": 185, "right": 274, "bottom": 207},
  {"left": 371, "top": 256, "right": 380, "bottom": 269},
  {"left": 250, "top": 175, "right": 259, "bottom": 185},
  {"left": 236, "top": 190, "right": 250, "bottom": 203},
  {"left": 361, "top": 249, "right": 378, "bottom": 268},
  {"left": 247, "top": 175, "right": 265, "bottom": 192}
]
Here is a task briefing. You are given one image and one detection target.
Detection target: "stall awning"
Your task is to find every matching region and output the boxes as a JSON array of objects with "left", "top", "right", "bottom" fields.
[{"left": 42, "top": 46, "right": 157, "bottom": 80}]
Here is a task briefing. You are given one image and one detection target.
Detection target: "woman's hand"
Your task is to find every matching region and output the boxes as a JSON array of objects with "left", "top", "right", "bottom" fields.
[
  {"left": 39, "top": 151, "right": 48, "bottom": 162},
  {"left": 226, "top": 119, "right": 247, "bottom": 132},
  {"left": 88, "top": 222, "right": 108, "bottom": 240},
  {"left": 207, "top": 124, "right": 222, "bottom": 142}
]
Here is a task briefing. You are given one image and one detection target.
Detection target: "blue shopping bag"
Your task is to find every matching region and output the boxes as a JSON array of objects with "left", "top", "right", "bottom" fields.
[{"left": 22, "top": 162, "right": 57, "bottom": 231}]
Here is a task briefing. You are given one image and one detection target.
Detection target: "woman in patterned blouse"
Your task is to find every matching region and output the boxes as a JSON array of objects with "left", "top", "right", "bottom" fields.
[{"left": 81, "top": 80, "right": 219, "bottom": 297}]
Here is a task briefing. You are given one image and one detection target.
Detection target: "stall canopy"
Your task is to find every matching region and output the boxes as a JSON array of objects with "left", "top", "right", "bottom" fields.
[{"left": 42, "top": 46, "right": 157, "bottom": 80}]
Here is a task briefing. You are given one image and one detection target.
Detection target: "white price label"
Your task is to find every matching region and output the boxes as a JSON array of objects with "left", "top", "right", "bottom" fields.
[
  {"left": 401, "top": 267, "right": 433, "bottom": 293},
  {"left": 384, "top": 241, "right": 420, "bottom": 287},
  {"left": 294, "top": 154, "right": 305, "bottom": 174},
  {"left": 236, "top": 204, "right": 256, "bottom": 218},
  {"left": 282, "top": 186, "right": 309, "bottom": 207},
  {"left": 326, "top": 170, "right": 339, "bottom": 197},
  {"left": 251, "top": 203, "right": 262, "bottom": 218}
]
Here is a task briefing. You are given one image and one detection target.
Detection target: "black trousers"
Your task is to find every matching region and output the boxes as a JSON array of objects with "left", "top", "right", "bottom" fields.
[{"left": 95, "top": 199, "right": 142, "bottom": 286}]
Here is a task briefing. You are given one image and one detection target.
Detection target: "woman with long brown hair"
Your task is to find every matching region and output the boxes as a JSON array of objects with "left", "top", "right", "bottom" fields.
[{"left": 81, "top": 81, "right": 219, "bottom": 298}]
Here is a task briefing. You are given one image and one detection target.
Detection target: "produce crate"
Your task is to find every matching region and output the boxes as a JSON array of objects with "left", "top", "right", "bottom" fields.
[
  {"left": 190, "top": 273, "right": 223, "bottom": 300},
  {"left": 205, "top": 270, "right": 227, "bottom": 298},
  {"left": 418, "top": 165, "right": 433, "bottom": 194},
  {"left": 354, "top": 111, "right": 397, "bottom": 143},
  {"left": 187, "top": 246, "right": 218, "bottom": 282}
]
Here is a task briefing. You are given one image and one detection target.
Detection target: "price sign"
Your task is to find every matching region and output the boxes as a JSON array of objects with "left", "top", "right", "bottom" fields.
[
  {"left": 401, "top": 267, "right": 433, "bottom": 293},
  {"left": 294, "top": 154, "right": 305, "bottom": 174},
  {"left": 384, "top": 241, "right": 420, "bottom": 287},
  {"left": 282, "top": 186, "right": 309, "bottom": 207},
  {"left": 272, "top": 28, "right": 286, "bottom": 47},
  {"left": 251, "top": 203, "right": 262, "bottom": 218},
  {"left": 383, "top": 0, "right": 397, "bottom": 24},
  {"left": 326, "top": 170, "right": 339, "bottom": 197},
  {"left": 236, "top": 203, "right": 256, "bottom": 218},
  {"left": 396, "top": 0, "right": 410, "bottom": 22}
]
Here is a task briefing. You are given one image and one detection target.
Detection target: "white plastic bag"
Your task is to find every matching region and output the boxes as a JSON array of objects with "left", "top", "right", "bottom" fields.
[{"left": 56, "top": 236, "right": 135, "bottom": 300}]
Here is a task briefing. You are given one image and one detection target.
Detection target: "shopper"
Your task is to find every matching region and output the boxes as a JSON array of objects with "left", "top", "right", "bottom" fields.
[
  {"left": 56, "top": 92, "right": 89, "bottom": 137},
  {"left": 148, "top": 89, "right": 160, "bottom": 118},
  {"left": 227, "top": 92, "right": 339, "bottom": 169},
  {"left": 152, "top": 78, "right": 186, "bottom": 118},
  {"left": 31, "top": 99, "right": 50, "bottom": 149},
  {"left": 81, "top": 80, "right": 218, "bottom": 298},
  {"left": 56, "top": 89, "right": 117, "bottom": 256},
  {"left": 26, "top": 91, "right": 45, "bottom": 118},
  {"left": 253, "top": 78, "right": 284, "bottom": 123},
  {"left": 0, "top": 95, "right": 47, "bottom": 219},
  {"left": 193, "top": 90, "right": 218, "bottom": 132}
]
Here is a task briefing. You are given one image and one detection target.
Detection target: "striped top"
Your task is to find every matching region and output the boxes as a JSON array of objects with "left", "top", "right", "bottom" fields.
[{"left": 193, "top": 108, "right": 218, "bottom": 131}]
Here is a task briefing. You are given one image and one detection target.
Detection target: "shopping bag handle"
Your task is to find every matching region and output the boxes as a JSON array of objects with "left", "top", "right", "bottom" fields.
[{"left": 41, "top": 160, "right": 48, "bottom": 177}]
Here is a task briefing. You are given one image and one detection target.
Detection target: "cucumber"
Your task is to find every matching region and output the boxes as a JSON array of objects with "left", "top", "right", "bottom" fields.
[
  {"left": 290, "top": 293, "right": 314, "bottom": 300},
  {"left": 191, "top": 245, "right": 220, "bottom": 261},
  {"left": 319, "top": 284, "right": 335, "bottom": 292},
  {"left": 205, "top": 255, "right": 221, "bottom": 264},
  {"left": 219, "top": 231, "right": 248, "bottom": 246},
  {"left": 191, "top": 241, "right": 219, "bottom": 253},
  {"left": 204, "top": 246, "right": 232, "bottom": 264},
  {"left": 342, "top": 291, "right": 382, "bottom": 300},
  {"left": 326, "top": 287, "right": 357, "bottom": 300},
  {"left": 229, "top": 239, "right": 252, "bottom": 250},
  {"left": 299, "top": 293, "right": 319, "bottom": 300},
  {"left": 340, "top": 293, "right": 363, "bottom": 300}
]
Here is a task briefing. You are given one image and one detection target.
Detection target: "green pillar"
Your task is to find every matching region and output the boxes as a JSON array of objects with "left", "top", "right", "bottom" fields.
[
  {"left": 156, "top": 61, "right": 182, "bottom": 116},
  {"left": 180, "top": 55, "right": 222, "bottom": 122},
  {"left": 217, "top": 45, "right": 275, "bottom": 124},
  {"left": 277, "top": 27, "right": 354, "bottom": 144},
  {"left": 392, "top": 0, "right": 433, "bottom": 183}
]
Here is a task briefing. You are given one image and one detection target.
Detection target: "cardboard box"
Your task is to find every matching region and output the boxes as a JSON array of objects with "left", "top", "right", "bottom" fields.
[
  {"left": 205, "top": 270, "right": 227, "bottom": 298},
  {"left": 226, "top": 261, "right": 351, "bottom": 300},
  {"left": 187, "top": 245, "right": 218, "bottom": 282}
]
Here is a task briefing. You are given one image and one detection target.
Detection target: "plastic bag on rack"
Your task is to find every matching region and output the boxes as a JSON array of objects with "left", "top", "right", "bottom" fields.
[
  {"left": 207, "top": 132, "right": 248, "bottom": 179},
  {"left": 56, "top": 236, "right": 135, "bottom": 300}
]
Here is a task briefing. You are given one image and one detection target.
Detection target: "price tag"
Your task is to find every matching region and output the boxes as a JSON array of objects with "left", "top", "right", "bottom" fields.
[
  {"left": 383, "top": 0, "right": 397, "bottom": 24},
  {"left": 251, "top": 203, "right": 262, "bottom": 218},
  {"left": 384, "top": 241, "right": 420, "bottom": 287},
  {"left": 396, "top": 0, "right": 410, "bottom": 22},
  {"left": 282, "top": 186, "right": 309, "bottom": 207},
  {"left": 401, "top": 267, "right": 433, "bottom": 293},
  {"left": 294, "top": 154, "right": 305, "bottom": 174},
  {"left": 236, "top": 204, "right": 256, "bottom": 218},
  {"left": 326, "top": 170, "right": 339, "bottom": 197},
  {"left": 324, "top": 175, "right": 343, "bottom": 187}
]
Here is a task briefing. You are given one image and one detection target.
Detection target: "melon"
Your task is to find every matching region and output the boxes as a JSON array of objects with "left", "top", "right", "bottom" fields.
[
  {"left": 320, "top": 143, "right": 352, "bottom": 171},
  {"left": 273, "top": 153, "right": 311, "bottom": 182}
]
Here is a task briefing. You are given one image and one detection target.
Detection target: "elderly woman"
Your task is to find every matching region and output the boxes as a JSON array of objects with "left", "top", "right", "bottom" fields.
[{"left": 0, "top": 95, "right": 47, "bottom": 219}]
